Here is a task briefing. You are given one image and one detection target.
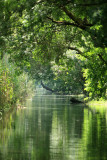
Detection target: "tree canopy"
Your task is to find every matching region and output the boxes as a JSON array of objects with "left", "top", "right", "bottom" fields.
[{"left": 0, "top": 0, "right": 107, "bottom": 99}]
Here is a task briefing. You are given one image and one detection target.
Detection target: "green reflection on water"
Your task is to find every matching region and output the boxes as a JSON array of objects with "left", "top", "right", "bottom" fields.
[{"left": 0, "top": 96, "right": 107, "bottom": 160}]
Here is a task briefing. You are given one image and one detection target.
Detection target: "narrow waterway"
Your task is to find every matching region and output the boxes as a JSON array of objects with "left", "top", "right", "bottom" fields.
[{"left": 0, "top": 95, "right": 107, "bottom": 160}]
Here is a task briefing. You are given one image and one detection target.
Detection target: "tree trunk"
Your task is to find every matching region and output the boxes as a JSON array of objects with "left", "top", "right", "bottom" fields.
[{"left": 41, "top": 81, "right": 56, "bottom": 92}]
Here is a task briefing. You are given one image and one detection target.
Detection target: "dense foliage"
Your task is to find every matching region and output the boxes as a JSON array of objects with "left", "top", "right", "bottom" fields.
[
  {"left": 0, "top": 0, "right": 107, "bottom": 100},
  {"left": 0, "top": 55, "right": 35, "bottom": 110}
]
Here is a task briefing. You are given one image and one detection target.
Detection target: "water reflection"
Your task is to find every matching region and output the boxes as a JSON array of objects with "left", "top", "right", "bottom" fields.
[{"left": 0, "top": 95, "right": 107, "bottom": 160}]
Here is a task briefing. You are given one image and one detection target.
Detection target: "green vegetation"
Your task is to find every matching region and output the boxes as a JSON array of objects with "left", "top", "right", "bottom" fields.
[
  {"left": 88, "top": 100, "right": 107, "bottom": 107},
  {"left": 0, "top": 55, "right": 35, "bottom": 111},
  {"left": 0, "top": 0, "right": 107, "bottom": 109}
]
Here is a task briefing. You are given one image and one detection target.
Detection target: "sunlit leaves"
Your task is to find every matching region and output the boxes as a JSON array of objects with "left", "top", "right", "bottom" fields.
[{"left": 0, "top": 0, "right": 107, "bottom": 99}]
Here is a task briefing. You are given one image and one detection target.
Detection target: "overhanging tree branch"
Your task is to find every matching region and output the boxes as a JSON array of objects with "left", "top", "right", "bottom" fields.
[
  {"left": 47, "top": 17, "right": 79, "bottom": 27},
  {"left": 47, "top": 17, "right": 88, "bottom": 30},
  {"left": 62, "top": 7, "right": 82, "bottom": 25},
  {"left": 68, "top": 46, "right": 90, "bottom": 59},
  {"left": 68, "top": 47, "right": 107, "bottom": 65},
  {"left": 98, "top": 54, "right": 107, "bottom": 65},
  {"left": 68, "top": 47, "right": 82, "bottom": 54},
  {"left": 41, "top": 81, "right": 57, "bottom": 92},
  {"left": 61, "top": 6, "right": 93, "bottom": 29}
]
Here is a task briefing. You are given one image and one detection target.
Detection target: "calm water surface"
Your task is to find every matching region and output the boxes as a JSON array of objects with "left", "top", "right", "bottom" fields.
[{"left": 0, "top": 95, "right": 107, "bottom": 160}]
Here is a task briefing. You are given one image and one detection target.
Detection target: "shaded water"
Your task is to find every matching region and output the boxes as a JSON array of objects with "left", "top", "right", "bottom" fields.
[{"left": 0, "top": 95, "right": 107, "bottom": 160}]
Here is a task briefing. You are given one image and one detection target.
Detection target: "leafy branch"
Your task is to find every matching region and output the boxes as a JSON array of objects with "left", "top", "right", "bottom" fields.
[
  {"left": 47, "top": 6, "right": 93, "bottom": 30},
  {"left": 47, "top": 17, "right": 79, "bottom": 27},
  {"left": 67, "top": 47, "right": 89, "bottom": 59},
  {"left": 98, "top": 54, "right": 107, "bottom": 65},
  {"left": 61, "top": 6, "right": 93, "bottom": 29}
]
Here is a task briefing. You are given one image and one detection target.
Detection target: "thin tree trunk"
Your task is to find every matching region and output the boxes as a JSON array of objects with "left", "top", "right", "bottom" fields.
[{"left": 41, "top": 81, "right": 56, "bottom": 92}]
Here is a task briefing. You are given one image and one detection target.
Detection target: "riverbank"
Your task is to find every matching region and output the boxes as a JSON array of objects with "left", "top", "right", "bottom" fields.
[{"left": 87, "top": 100, "right": 107, "bottom": 107}]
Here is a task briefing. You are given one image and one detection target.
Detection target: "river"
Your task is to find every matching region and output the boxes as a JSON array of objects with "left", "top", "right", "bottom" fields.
[{"left": 0, "top": 95, "right": 107, "bottom": 160}]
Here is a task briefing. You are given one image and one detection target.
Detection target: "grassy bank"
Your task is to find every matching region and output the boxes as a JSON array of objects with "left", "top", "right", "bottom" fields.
[
  {"left": 87, "top": 100, "right": 107, "bottom": 107},
  {"left": 87, "top": 100, "right": 107, "bottom": 115}
]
